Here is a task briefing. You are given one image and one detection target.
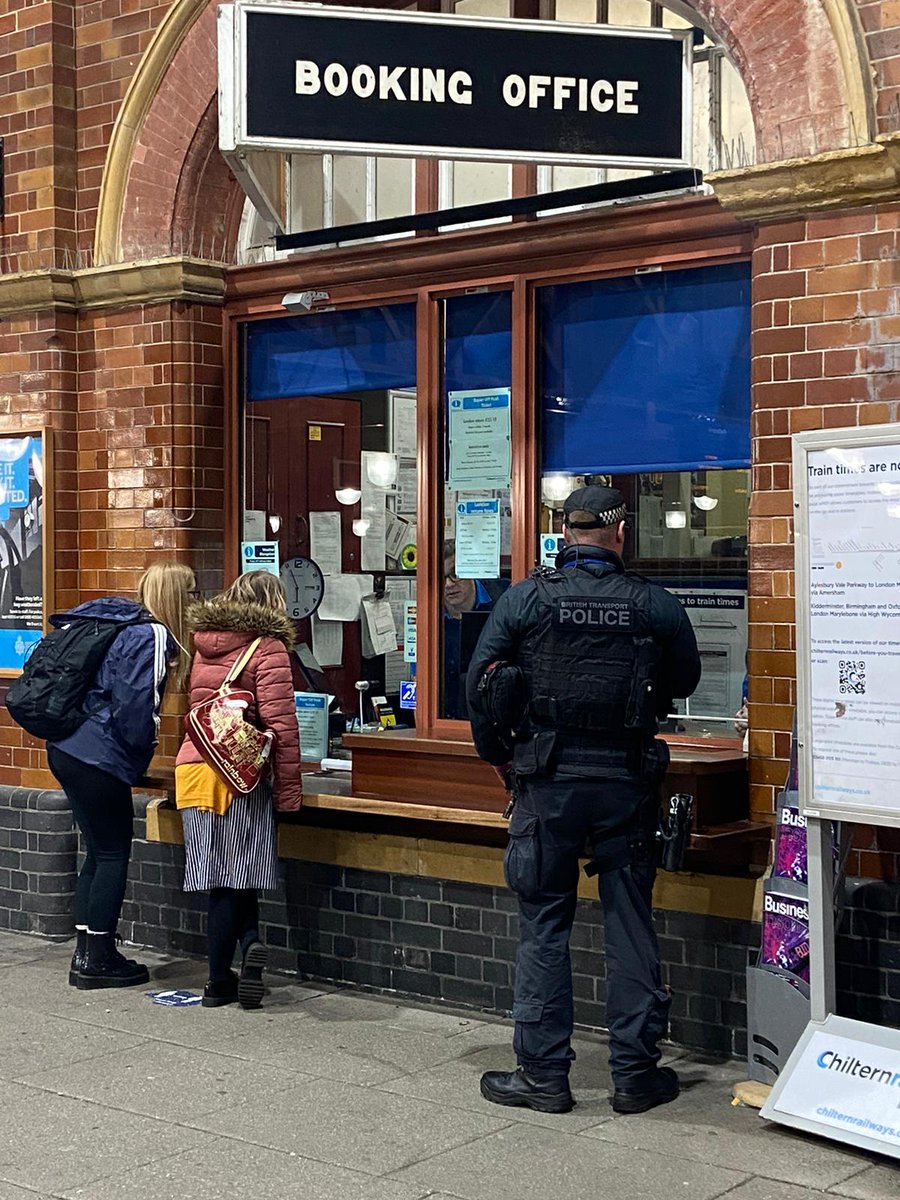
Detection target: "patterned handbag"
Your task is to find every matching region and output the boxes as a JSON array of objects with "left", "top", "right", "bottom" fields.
[{"left": 185, "top": 638, "right": 275, "bottom": 794}]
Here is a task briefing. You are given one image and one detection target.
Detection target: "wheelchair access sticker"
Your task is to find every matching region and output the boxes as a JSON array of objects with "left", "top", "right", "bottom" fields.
[{"left": 146, "top": 989, "right": 202, "bottom": 1007}]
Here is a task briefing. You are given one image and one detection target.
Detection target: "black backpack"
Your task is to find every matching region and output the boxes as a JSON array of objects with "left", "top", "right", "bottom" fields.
[{"left": 5, "top": 612, "right": 148, "bottom": 741}]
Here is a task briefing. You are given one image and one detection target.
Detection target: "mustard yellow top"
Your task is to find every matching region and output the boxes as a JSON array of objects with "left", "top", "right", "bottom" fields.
[{"left": 175, "top": 762, "right": 234, "bottom": 816}]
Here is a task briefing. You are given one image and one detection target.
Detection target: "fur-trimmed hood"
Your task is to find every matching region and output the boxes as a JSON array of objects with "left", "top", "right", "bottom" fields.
[{"left": 189, "top": 598, "right": 295, "bottom": 652}]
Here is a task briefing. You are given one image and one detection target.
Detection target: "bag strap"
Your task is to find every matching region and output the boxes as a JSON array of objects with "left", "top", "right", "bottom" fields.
[{"left": 222, "top": 637, "right": 263, "bottom": 690}]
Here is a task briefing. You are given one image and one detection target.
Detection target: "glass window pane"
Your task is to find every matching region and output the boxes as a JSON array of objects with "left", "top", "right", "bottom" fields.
[
  {"left": 608, "top": 0, "right": 651, "bottom": 26},
  {"left": 556, "top": 0, "right": 598, "bottom": 22},
  {"left": 451, "top": 160, "right": 511, "bottom": 207},
  {"left": 691, "top": 57, "right": 712, "bottom": 173},
  {"left": 440, "top": 292, "right": 513, "bottom": 720},
  {"left": 289, "top": 154, "right": 324, "bottom": 233},
  {"left": 455, "top": 0, "right": 510, "bottom": 14},
  {"left": 538, "top": 265, "right": 751, "bottom": 739},
  {"left": 243, "top": 305, "right": 418, "bottom": 725},
  {"left": 376, "top": 157, "right": 414, "bottom": 220},
  {"left": 552, "top": 165, "right": 602, "bottom": 190},
  {"left": 662, "top": 7, "right": 692, "bottom": 27},
  {"left": 332, "top": 155, "right": 369, "bottom": 225},
  {"left": 720, "top": 57, "right": 756, "bottom": 168}
]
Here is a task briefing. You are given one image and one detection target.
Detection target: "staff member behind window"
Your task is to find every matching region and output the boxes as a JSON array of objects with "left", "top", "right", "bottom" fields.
[
  {"left": 443, "top": 540, "right": 509, "bottom": 720},
  {"left": 467, "top": 487, "right": 700, "bottom": 1116}
]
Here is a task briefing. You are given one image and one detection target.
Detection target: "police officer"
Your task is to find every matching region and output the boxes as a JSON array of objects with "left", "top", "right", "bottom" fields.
[{"left": 467, "top": 486, "right": 700, "bottom": 1116}]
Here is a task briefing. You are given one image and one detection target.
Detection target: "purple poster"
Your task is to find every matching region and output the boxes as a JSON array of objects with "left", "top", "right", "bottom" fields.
[
  {"left": 773, "top": 804, "right": 808, "bottom": 884},
  {"left": 760, "top": 890, "right": 810, "bottom": 982}
]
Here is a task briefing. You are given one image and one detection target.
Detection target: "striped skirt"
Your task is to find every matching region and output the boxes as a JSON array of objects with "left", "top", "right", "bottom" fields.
[{"left": 182, "top": 780, "right": 278, "bottom": 892}]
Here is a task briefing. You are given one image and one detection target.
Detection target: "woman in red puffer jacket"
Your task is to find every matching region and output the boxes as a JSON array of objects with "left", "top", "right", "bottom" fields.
[{"left": 175, "top": 570, "right": 303, "bottom": 1010}]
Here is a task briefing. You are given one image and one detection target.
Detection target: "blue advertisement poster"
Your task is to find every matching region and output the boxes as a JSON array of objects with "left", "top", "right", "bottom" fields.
[{"left": 0, "top": 435, "right": 45, "bottom": 672}]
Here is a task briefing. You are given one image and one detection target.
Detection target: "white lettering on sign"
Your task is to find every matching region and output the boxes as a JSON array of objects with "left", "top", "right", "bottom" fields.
[
  {"left": 295, "top": 61, "right": 473, "bottom": 105},
  {"left": 502, "top": 73, "right": 639, "bottom": 114}
]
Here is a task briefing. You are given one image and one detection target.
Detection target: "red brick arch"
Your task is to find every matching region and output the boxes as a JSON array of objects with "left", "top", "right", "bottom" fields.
[{"left": 117, "top": 0, "right": 860, "bottom": 263}]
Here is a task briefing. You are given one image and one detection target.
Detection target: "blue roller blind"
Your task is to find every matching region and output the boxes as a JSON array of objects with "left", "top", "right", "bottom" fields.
[
  {"left": 246, "top": 304, "right": 417, "bottom": 401},
  {"left": 541, "top": 262, "right": 751, "bottom": 474},
  {"left": 444, "top": 292, "right": 512, "bottom": 393}
]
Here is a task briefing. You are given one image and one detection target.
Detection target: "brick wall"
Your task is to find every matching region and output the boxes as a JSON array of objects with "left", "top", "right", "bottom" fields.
[
  {"left": 749, "top": 203, "right": 900, "bottom": 881},
  {"left": 858, "top": 2, "right": 900, "bottom": 133},
  {"left": 0, "top": 784, "right": 77, "bottom": 938}
]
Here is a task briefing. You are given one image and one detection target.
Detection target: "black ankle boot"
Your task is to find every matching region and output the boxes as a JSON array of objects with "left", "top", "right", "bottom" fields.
[
  {"left": 68, "top": 928, "right": 88, "bottom": 987},
  {"left": 203, "top": 971, "right": 239, "bottom": 1008},
  {"left": 238, "top": 940, "right": 267, "bottom": 1010},
  {"left": 76, "top": 932, "right": 150, "bottom": 990}
]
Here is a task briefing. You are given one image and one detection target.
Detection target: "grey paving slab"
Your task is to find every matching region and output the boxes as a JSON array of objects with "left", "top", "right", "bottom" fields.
[
  {"left": 213, "top": 1005, "right": 516, "bottom": 1087},
  {"left": 830, "top": 1165, "right": 900, "bottom": 1200},
  {"left": 0, "top": 1005, "right": 146, "bottom": 1081},
  {"left": 19, "top": 1039, "right": 305, "bottom": 1122},
  {"left": 581, "top": 1076, "right": 875, "bottom": 1189},
  {"left": 193, "top": 1074, "right": 512, "bottom": 1176},
  {"left": 0, "top": 1079, "right": 215, "bottom": 1194},
  {"left": 0, "top": 1184, "right": 53, "bottom": 1200},
  {"left": 56, "top": 1138, "right": 431, "bottom": 1200},
  {"left": 390, "top": 1121, "right": 750, "bottom": 1200},
  {"left": 725, "top": 1181, "right": 887, "bottom": 1200},
  {"left": 379, "top": 1034, "right": 616, "bottom": 1132},
  {"left": 297, "top": 989, "right": 489, "bottom": 1035}
]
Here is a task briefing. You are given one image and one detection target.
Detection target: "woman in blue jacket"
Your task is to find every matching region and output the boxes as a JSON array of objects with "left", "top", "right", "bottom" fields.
[{"left": 47, "top": 563, "right": 195, "bottom": 989}]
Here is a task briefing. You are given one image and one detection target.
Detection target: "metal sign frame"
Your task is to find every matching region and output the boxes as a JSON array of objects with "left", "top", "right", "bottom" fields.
[
  {"left": 219, "top": 0, "right": 694, "bottom": 171},
  {"left": 792, "top": 423, "right": 900, "bottom": 830},
  {"left": 761, "top": 423, "right": 900, "bottom": 1162}
]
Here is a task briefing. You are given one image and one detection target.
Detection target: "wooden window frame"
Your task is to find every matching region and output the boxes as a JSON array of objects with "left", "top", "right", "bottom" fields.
[{"left": 224, "top": 193, "right": 752, "bottom": 750}]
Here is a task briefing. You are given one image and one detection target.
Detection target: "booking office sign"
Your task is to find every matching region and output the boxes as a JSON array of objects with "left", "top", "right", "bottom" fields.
[
  {"left": 760, "top": 424, "right": 900, "bottom": 1160},
  {"left": 218, "top": 3, "right": 694, "bottom": 172}
]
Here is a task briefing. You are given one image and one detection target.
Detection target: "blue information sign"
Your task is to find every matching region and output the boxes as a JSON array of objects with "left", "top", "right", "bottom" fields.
[{"left": 399, "top": 681, "right": 417, "bottom": 710}]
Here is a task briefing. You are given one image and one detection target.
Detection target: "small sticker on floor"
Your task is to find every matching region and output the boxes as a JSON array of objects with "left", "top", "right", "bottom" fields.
[{"left": 146, "top": 989, "right": 202, "bottom": 1007}]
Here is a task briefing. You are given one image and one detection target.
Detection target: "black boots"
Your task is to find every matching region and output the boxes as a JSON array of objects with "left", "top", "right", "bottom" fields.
[
  {"left": 202, "top": 971, "right": 239, "bottom": 1008},
  {"left": 75, "top": 932, "right": 150, "bottom": 990},
  {"left": 611, "top": 1066, "right": 680, "bottom": 1115},
  {"left": 238, "top": 941, "right": 267, "bottom": 1010},
  {"left": 68, "top": 928, "right": 88, "bottom": 986},
  {"left": 480, "top": 1068, "right": 575, "bottom": 1114}
]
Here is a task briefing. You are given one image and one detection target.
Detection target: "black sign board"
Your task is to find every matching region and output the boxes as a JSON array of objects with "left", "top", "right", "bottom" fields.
[{"left": 220, "top": 3, "right": 692, "bottom": 169}]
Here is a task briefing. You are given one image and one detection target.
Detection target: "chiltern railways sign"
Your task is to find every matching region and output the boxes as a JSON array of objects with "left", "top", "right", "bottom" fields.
[{"left": 218, "top": 2, "right": 693, "bottom": 170}]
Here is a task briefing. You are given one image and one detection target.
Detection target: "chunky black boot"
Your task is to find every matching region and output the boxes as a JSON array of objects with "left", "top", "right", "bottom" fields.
[
  {"left": 480, "top": 1067, "right": 574, "bottom": 1114},
  {"left": 238, "top": 940, "right": 267, "bottom": 1010},
  {"left": 76, "top": 932, "right": 150, "bottom": 990},
  {"left": 203, "top": 971, "right": 239, "bottom": 1008},
  {"left": 68, "top": 928, "right": 88, "bottom": 987},
  {"left": 611, "top": 1066, "right": 680, "bottom": 1115}
]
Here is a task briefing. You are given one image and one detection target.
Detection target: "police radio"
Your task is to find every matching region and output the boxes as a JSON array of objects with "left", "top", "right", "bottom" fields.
[{"left": 657, "top": 793, "right": 693, "bottom": 873}]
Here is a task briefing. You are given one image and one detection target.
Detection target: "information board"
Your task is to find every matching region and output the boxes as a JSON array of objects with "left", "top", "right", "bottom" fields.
[
  {"left": 0, "top": 431, "right": 51, "bottom": 675},
  {"left": 794, "top": 425, "right": 900, "bottom": 827}
]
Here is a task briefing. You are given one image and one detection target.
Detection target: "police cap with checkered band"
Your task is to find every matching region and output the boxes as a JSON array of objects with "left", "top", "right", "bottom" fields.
[{"left": 562, "top": 486, "right": 627, "bottom": 530}]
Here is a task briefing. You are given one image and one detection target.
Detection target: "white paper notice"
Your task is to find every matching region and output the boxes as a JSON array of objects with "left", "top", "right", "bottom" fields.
[
  {"left": 386, "top": 581, "right": 411, "bottom": 642},
  {"left": 362, "top": 595, "right": 399, "bottom": 658},
  {"left": 243, "top": 510, "right": 266, "bottom": 541},
  {"left": 385, "top": 512, "right": 412, "bottom": 563},
  {"left": 311, "top": 614, "right": 343, "bottom": 667},
  {"left": 360, "top": 451, "right": 388, "bottom": 572},
  {"left": 805, "top": 442, "right": 900, "bottom": 822},
  {"left": 403, "top": 600, "right": 417, "bottom": 663},
  {"left": 448, "top": 388, "right": 511, "bottom": 490},
  {"left": 390, "top": 391, "right": 417, "bottom": 459},
  {"left": 309, "top": 511, "right": 342, "bottom": 575},
  {"left": 396, "top": 461, "right": 417, "bottom": 517},
  {"left": 384, "top": 649, "right": 411, "bottom": 693},
  {"left": 455, "top": 498, "right": 501, "bottom": 579},
  {"left": 319, "top": 574, "right": 373, "bottom": 623}
]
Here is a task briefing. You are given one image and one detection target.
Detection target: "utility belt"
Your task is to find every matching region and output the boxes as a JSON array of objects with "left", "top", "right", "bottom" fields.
[{"left": 511, "top": 728, "right": 669, "bottom": 782}]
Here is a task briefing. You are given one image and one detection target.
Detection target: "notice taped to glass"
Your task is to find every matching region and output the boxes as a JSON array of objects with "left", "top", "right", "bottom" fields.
[{"left": 800, "top": 434, "right": 900, "bottom": 825}]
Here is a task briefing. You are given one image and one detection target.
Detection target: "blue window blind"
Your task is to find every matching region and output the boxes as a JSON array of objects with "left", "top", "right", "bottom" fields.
[
  {"left": 540, "top": 262, "right": 751, "bottom": 474},
  {"left": 444, "top": 292, "right": 512, "bottom": 393},
  {"left": 246, "top": 304, "right": 417, "bottom": 401}
]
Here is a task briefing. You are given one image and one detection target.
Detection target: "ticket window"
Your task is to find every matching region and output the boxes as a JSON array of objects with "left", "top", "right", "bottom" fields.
[
  {"left": 538, "top": 262, "right": 752, "bottom": 739},
  {"left": 242, "top": 304, "right": 418, "bottom": 721},
  {"left": 438, "top": 291, "right": 514, "bottom": 720}
]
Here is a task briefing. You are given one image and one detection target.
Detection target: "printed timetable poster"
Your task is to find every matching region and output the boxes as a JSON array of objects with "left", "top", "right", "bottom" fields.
[
  {"left": 448, "top": 388, "right": 511, "bottom": 491},
  {"left": 804, "top": 441, "right": 900, "bottom": 824},
  {"left": 0, "top": 435, "right": 45, "bottom": 672}
]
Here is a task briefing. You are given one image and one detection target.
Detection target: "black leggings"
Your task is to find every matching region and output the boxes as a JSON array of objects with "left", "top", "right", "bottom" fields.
[
  {"left": 48, "top": 746, "right": 134, "bottom": 934},
  {"left": 207, "top": 888, "right": 260, "bottom": 981}
]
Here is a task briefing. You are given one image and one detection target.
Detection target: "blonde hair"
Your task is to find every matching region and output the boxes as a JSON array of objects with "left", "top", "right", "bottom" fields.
[
  {"left": 220, "top": 570, "right": 287, "bottom": 611},
  {"left": 138, "top": 562, "right": 196, "bottom": 690}
]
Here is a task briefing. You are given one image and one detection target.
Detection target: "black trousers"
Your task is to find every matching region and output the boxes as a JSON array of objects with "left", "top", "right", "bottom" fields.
[
  {"left": 504, "top": 772, "right": 669, "bottom": 1089},
  {"left": 48, "top": 746, "right": 134, "bottom": 934},
  {"left": 207, "top": 888, "right": 260, "bottom": 981}
]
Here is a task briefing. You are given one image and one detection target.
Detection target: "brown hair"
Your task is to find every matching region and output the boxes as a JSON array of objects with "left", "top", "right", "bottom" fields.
[
  {"left": 219, "top": 570, "right": 287, "bottom": 611},
  {"left": 137, "top": 562, "right": 196, "bottom": 689}
]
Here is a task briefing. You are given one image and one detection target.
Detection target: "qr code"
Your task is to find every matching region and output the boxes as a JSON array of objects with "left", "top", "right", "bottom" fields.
[{"left": 839, "top": 660, "right": 866, "bottom": 695}]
